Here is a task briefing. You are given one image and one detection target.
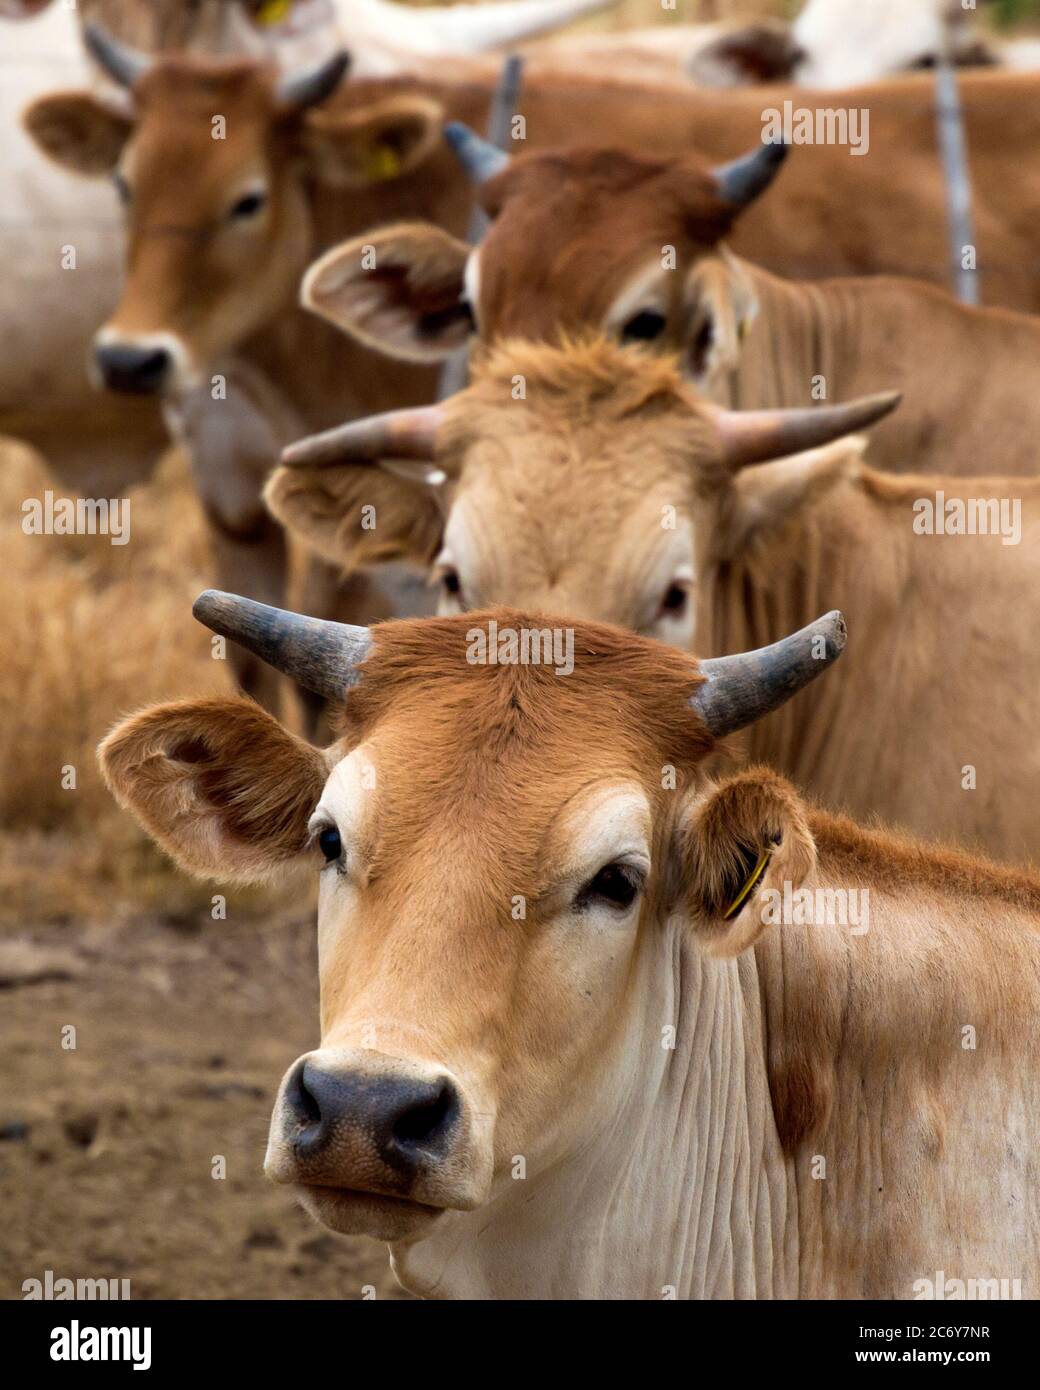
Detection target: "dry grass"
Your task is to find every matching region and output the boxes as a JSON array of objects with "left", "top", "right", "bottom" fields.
[{"left": 0, "top": 438, "right": 309, "bottom": 927}]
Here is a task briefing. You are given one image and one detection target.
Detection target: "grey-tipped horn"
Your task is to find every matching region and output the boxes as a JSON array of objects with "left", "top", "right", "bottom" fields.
[
  {"left": 192, "top": 590, "right": 371, "bottom": 702},
  {"left": 705, "top": 391, "right": 901, "bottom": 470},
  {"left": 282, "top": 405, "right": 442, "bottom": 469},
  {"left": 444, "top": 121, "right": 510, "bottom": 183},
  {"left": 84, "top": 22, "right": 153, "bottom": 89},
  {"left": 691, "top": 611, "right": 846, "bottom": 738},
  {"left": 276, "top": 50, "right": 350, "bottom": 112},
  {"left": 713, "top": 139, "right": 789, "bottom": 208}
]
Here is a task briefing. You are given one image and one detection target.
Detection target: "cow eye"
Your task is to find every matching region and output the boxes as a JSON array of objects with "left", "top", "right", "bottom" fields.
[
  {"left": 621, "top": 309, "right": 666, "bottom": 343},
  {"left": 577, "top": 863, "right": 642, "bottom": 912},
  {"left": 431, "top": 556, "right": 467, "bottom": 610},
  {"left": 318, "top": 826, "right": 341, "bottom": 862},
  {"left": 228, "top": 189, "right": 267, "bottom": 221},
  {"left": 659, "top": 583, "right": 688, "bottom": 618}
]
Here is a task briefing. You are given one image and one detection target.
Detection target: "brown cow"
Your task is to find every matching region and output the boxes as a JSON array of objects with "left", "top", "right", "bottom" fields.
[
  {"left": 99, "top": 592, "right": 1040, "bottom": 1298},
  {"left": 250, "top": 65, "right": 1040, "bottom": 313},
  {"left": 23, "top": 32, "right": 462, "bottom": 712},
  {"left": 304, "top": 134, "right": 1040, "bottom": 477},
  {"left": 269, "top": 338, "right": 1040, "bottom": 862},
  {"left": 0, "top": 0, "right": 610, "bottom": 494}
]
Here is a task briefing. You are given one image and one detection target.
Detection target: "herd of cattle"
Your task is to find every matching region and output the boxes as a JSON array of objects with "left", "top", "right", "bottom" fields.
[{"left": 9, "top": 0, "right": 1040, "bottom": 1300}]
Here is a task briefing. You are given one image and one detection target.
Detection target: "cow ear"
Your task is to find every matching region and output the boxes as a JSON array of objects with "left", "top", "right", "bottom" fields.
[
  {"left": 687, "top": 21, "right": 803, "bottom": 86},
  {"left": 683, "top": 768, "right": 815, "bottom": 957},
  {"left": 23, "top": 91, "right": 133, "bottom": 176},
  {"left": 302, "top": 224, "right": 471, "bottom": 362},
  {"left": 98, "top": 699, "right": 328, "bottom": 884},
  {"left": 300, "top": 95, "right": 443, "bottom": 187},
  {"left": 265, "top": 460, "right": 444, "bottom": 571},
  {"left": 682, "top": 251, "right": 758, "bottom": 390},
  {"left": 726, "top": 437, "right": 866, "bottom": 552}
]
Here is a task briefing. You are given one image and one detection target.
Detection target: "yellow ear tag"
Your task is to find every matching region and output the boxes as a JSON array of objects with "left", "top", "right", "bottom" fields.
[
  {"left": 364, "top": 145, "right": 402, "bottom": 182},
  {"left": 257, "top": 0, "right": 293, "bottom": 26},
  {"left": 721, "top": 846, "right": 772, "bottom": 921}
]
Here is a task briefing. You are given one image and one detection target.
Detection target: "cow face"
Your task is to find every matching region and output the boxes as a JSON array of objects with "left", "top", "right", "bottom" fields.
[
  {"left": 791, "top": 0, "right": 998, "bottom": 89},
  {"left": 23, "top": 39, "right": 441, "bottom": 394},
  {"left": 302, "top": 139, "right": 787, "bottom": 396},
  {"left": 268, "top": 340, "right": 897, "bottom": 654},
  {"left": 99, "top": 602, "right": 834, "bottom": 1243}
]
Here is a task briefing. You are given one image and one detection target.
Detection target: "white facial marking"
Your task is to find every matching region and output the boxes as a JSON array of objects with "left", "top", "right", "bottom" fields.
[
  {"left": 631, "top": 517, "right": 696, "bottom": 649},
  {"left": 463, "top": 248, "right": 482, "bottom": 331},
  {"left": 605, "top": 258, "right": 671, "bottom": 338},
  {"left": 311, "top": 750, "right": 375, "bottom": 965},
  {"left": 554, "top": 784, "right": 652, "bottom": 909},
  {"left": 436, "top": 500, "right": 489, "bottom": 613}
]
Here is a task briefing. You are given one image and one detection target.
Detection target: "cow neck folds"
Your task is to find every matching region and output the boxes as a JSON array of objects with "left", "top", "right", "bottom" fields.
[
  {"left": 720, "top": 260, "right": 845, "bottom": 415},
  {"left": 390, "top": 912, "right": 796, "bottom": 1299},
  {"left": 703, "top": 501, "right": 895, "bottom": 819}
]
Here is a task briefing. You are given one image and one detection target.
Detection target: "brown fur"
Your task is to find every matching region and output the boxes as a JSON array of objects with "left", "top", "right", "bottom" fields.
[{"left": 316, "top": 135, "right": 1040, "bottom": 475}]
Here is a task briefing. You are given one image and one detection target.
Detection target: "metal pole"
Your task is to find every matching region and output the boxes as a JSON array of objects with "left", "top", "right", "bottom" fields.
[
  {"left": 437, "top": 54, "right": 525, "bottom": 399},
  {"left": 934, "top": 18, "right": 979, "bottom": 304}
]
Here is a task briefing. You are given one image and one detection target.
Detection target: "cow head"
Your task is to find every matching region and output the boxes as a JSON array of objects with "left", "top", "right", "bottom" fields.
[
  {"left": 99, "top": 594, "right": 840, "bottom": 1244},
  {"left": 22, "top": 26, "right": 442, "bottom": 394},
  {"left": 790, "top": 0, "right": 999, "bottom": 89},
  {"left": 269, "top": 339, "right": 898, "bottom": 650},
  {"left": 300, "top": 133, "right": 788, "bottom": 395}
]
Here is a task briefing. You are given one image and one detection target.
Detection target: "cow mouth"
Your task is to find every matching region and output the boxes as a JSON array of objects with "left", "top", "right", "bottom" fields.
[{"left": 296, "top": 1183, "right": 445, "bottom": 1240}]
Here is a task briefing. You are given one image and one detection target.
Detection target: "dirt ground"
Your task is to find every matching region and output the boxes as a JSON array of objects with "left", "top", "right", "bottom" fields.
[
  {"left": 0, "top": 435, "right": 406, "bottom": 1301},
  {"left": 0, "top": 907, "right": 408, "bottom": 1301}
]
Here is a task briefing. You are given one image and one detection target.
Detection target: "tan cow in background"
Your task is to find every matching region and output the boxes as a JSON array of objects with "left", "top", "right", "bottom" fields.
[
  {"left": 270, "top": 339, "right": 1040, "bottom": 862},
  {"left": 306, "top": 134, "right": 1040, "bottom": 477},
  {"left": 0, "top": 0, "right": 608, "bottom": 492},
  {"left": 99, "top": 592, "right": 1040, "bottom": 1298},
  {"left": 23, "top": 39, "right": 1040, "bottom": 613}
]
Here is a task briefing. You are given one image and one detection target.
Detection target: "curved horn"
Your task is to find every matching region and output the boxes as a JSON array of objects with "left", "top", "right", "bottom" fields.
[
  {"left": 691, "top": 611, "right": 846, "bottom": 739},
  {"left": 713, "top": 139, "right": 789, "bottom": 208},
  {"left": 444, "top": 122, "right": 510, "bottom": 183},
  {"left": 84, "top": 22, "right": 153, "bottom": 89},
  {"left": 705, "top": 391, "right": 901, "bottom": 470},
  {"left": 282, "top": 405, "right": 443, "bottom": 469},
  {"left": 192, "top": 590, "right": 371, "bottom": 702},
  {"left": 276, "top": 50, "right": 350, "bottom": 112}
]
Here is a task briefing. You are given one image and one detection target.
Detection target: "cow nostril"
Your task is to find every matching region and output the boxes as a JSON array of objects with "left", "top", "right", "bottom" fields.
[
  {"left": 287, "top": 1058, "right": 322, "bottom": 1127},
  {"left": 392, "top": 1081, "right": 456, "bottom": 1149}
]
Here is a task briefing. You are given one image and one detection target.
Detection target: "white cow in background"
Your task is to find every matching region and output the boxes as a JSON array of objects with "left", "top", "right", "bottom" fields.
[{"left": 791, "top": 0, "right": 1038, "bottom": 87}]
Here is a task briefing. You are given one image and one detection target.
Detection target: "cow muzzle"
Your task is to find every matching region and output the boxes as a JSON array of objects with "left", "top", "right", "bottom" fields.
[
  {"left": 265, "top": 1049, "right": 493, "bottom": 1240},
  {"left": 92, "top": 330, "right": 194, "bottom": 397}
]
